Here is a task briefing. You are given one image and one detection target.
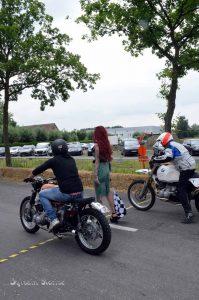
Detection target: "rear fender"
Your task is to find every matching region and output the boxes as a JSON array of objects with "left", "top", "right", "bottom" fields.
[{"left": 91, "top": 202, "right": 110, "bottom": 214}]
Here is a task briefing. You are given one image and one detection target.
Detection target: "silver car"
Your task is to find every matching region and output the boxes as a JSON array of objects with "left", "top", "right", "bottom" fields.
[
  {"left": 10, "top": 146, "right": 22, "bottom": 156},
  {"left": 34, "top": 143, "right": 50, "bottom": 156},
  {"left": 121, "top": 139, "right": 139, "bottom": 156}
]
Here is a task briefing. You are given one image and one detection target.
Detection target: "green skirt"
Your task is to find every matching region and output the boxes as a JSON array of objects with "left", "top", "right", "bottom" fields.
[{"left": 94, "top": 162, "right": 110, "bottom": 197}]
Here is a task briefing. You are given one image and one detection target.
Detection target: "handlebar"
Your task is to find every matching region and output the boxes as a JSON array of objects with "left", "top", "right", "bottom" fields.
[
  {"left": 24, "top": 177, "right": 32, "bottom": 183},
  {"left": 24, "top": 177, "right": 56, "bottom": 183}
]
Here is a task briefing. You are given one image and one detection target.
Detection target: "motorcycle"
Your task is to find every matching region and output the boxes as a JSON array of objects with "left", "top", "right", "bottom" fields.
[
  {"left": 127, "top": 160, "right": 199, "bottom": 212},
  {"left": 20, "top": 177, "right": 111, "bottom": 255}
]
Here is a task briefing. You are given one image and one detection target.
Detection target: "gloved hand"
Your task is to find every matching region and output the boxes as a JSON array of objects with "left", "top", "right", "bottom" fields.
[
  {"left": 24, "top": 174, "right": 34, "bottom": 182},
  {"left": 149, "top": 158, "right": 154, "bottom": 169},
  {"left": 24, "top": 177, "right": 32, "bottom": 183}
]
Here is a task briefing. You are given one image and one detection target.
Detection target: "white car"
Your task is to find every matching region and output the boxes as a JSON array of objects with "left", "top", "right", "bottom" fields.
[
  {"left": 81, "top": 143, "right": 89, "bottom": 150},
  {"left": 10, "top": 146, "right": 22, "bottom": 156},
  {"left": 34, "top": 142, "right": 50, "bottom": 156}
]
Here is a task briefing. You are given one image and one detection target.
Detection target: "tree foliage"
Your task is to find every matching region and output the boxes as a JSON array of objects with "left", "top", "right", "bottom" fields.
[
  {"left": 0, "top": 100, "right": 16, "bottom": 127},
  {"left": 0, "top": 0, "right": 99, "bottom": 166},
  {"left": 173, "top": 115, "right": 189, "bottom": 138},
  {"left": 78, "top": 0, "right": 199, "bottom": 131}
]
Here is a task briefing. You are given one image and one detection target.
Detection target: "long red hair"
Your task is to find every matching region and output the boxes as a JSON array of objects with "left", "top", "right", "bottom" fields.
[{"left": 93, "top": 126, "right": 112, "bottom": 161}]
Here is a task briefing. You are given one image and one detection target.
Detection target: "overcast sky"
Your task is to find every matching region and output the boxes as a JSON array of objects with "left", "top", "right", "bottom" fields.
[{"left": 9, "top": 0, "right": 199, "bottom": 131}]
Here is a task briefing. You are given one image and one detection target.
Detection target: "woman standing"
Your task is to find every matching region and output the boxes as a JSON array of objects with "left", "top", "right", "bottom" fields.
[{"left": 93, "top": 126, "right": 119, "bottom": 223}]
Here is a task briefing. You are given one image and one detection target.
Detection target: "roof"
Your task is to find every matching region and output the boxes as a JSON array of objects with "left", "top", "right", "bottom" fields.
[{"left": 22, "top": 123, "right": 59, "bottom": 131}]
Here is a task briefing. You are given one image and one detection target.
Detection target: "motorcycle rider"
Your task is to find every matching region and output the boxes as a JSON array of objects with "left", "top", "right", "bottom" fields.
[
  {"left": 153, "top": 132, "right": 196, "bottom": 224},
  {"left": 27, "top": 139, "right": 83, "bottom": 232}
]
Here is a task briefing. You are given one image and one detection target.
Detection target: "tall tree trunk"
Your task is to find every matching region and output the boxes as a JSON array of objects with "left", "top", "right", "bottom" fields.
[
  {"left": 3, "top": 76, "right": 12, "bottom": 167},
  {"left": 164, "top": 67, "right": 178, "bottom": 132}
]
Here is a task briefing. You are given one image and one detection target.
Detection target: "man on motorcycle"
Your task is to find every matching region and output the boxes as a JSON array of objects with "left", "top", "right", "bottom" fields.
[
  {"left": 153, "top": 132, "right": 196, "bottom": 224},
  {"left": 28, "top": 139, "right": 83, "bottom": 232}
]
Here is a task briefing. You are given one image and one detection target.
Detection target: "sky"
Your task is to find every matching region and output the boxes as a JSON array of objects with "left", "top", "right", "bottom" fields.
[{"left": 9, "top": 0, "right": 199, "bottom": 131}]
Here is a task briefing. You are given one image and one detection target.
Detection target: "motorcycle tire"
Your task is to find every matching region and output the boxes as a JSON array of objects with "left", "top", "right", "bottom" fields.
[
  {"left": 128, "top": 180, "right": 156, "bottom": 211},
  {"left": 75, "top": 208, "right": 111, "bottom": 255},
  {"left": 194, "top": 195, "right": 199, "bottom": 212},
  {"left": 20, "top": 197, "right": 40, "bottom": 233}
]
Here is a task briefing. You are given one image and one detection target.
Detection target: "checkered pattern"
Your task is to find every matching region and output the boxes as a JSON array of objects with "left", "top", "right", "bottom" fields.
[{"left": 113, "top": 191, "right": 127, "bottom": 218}]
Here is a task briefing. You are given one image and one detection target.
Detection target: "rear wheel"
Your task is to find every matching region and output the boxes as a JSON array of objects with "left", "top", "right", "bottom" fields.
[
  {"left": 195, "top": 195, "right": 199, "bottom": 212},
  {"left": 75, "top": 208, "right": 111, "bottom": 255},
  {"left": 128, "top": 180, "right": 156, "bottom": 211},
  {"left": 20, "top": 197, "right": 40, "bottom": 233}
]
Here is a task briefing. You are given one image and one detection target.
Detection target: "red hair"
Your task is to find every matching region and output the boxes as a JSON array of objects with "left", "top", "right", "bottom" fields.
[{"left": 94, "top": 126, "right": 112, "bottom": 161}]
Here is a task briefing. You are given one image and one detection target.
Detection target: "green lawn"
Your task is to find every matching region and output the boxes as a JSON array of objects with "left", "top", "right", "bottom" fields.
[
  {"left": 0, "top": 157, "right": 146, "bottom": 174},
  {"left": 0, "top": 156, "right": 198, "bottom": 174}
]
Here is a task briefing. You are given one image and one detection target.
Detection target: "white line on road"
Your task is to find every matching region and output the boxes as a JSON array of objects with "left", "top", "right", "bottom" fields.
[{"left": 110, "top": 224, "right": 138, "bottom": 232}]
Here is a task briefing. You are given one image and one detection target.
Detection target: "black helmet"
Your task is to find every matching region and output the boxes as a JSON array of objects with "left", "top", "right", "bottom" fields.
[{"left": 51, "top": 139, "right": 68, "bottom": 156}]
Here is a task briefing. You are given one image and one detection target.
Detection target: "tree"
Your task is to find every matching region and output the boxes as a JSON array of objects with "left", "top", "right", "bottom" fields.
[
  {"left": 0, "top": 100, "right": 16, "bottom": 127},
  {"left": 0, "top": 0, "right": 99, "bottom": 166},
  {"left": 78, "top": 0, "right": 199, "bottom": 132},
  {"left": 69, "top": 130, "right": 78, "bottom": 142},
  {"left": 35, "top": 128, "right": 48, "bottom": 142},
  {"left": 76, "top": 129, "right": 87, "bottom": 141},
  {"left": 173, "top": 115, "right": 189, "bottom": 138},
  {"left": 48, "top": 130, "right": 62, "bottom": 142},
  {"left": 62, "top": 130, "right": 70, "bottom": 142},
  {"left": 18, "top": 127, "right": 36, "bottom": 143}
]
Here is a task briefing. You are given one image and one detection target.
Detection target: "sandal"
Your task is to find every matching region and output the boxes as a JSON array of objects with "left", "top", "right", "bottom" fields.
[{"left": 110, "top": 214, "right": 120, "bottom": 224}]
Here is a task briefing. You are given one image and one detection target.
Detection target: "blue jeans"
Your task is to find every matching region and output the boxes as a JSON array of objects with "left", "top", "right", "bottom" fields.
[{"left": 39, "top": 187, "right": 83, "bottom": 221}]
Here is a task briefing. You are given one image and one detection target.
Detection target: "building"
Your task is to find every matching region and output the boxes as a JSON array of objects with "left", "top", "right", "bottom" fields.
[
  {"left": 106, "top": 126, "right": 161, "bottom": 140},
  {"left": 21, "top": 123, "right": 59, "bottom": 131}
]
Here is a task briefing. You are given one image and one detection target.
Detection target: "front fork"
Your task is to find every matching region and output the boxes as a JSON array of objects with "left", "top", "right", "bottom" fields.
[
  {"left": 30, "top": 190, "right": 37, "bottom": 206},
  {"left": 139, "top": 177, "right": 152, "bottom": 199}
]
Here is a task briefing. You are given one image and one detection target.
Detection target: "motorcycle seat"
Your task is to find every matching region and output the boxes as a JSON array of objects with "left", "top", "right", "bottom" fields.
[{"left": 68, "top": 197, "right": 95, "bottom": 205}]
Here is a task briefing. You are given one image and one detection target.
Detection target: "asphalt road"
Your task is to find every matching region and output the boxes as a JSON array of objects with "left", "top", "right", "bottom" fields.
[{"left": 0, "top": 180, "right": 199, "bottom": 300}]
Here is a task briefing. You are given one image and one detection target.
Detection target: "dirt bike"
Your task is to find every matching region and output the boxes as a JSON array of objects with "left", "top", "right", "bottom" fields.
[
  {"left": 127, "top": 161, "right": 199, "bottom": 212},
  {"left": 20, "top": 177, "right": 111, "bottom": 255}
]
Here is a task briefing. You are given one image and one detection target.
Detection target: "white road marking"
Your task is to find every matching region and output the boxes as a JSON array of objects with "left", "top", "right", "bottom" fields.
[{"left": 110, "top": 224, "right": 138, "bottom": 232}]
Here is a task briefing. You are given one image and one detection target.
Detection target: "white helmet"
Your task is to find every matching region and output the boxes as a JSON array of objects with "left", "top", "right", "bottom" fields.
[{"left": 156, "top": 132, "right": 173, "bottom": 146}]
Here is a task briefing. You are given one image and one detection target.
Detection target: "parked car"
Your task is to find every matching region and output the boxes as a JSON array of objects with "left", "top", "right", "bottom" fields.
[
  {"left": 34, "top": 142, "right": 50, "bottom": 156},
  {"left": 68, "top": 142, "right": 83, "bottom": 156},
  {"left": 81, "top": 143, "right": 89, "bottom": 150},
  {"left": 19, "top": 145, "right": 35, "bottom": 156},
  {"left": 183, "top": 139, "right": 199, "bottom": 155},
  {"left": 0, "top": 147, "right": 5, "bottom": 157},
  {"left": 121, "top": 139, "right": 139, "bottom": 156},
  {"left": 87, "top": 143, "right": 95, "bottom": 156},
  {"left": 48, "top": 145, "right": 53, "bottom": 156},
  {"left": 10, "top": 146, "right": 22, "bottom": 156}
]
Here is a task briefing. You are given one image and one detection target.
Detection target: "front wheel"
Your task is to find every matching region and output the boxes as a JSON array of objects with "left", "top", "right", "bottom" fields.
[
  {"left": 128, "top": 180, "right": 156, "bottom": 211},
  {"left": 20, "top": 197, "right": 40, "bottom": 233},
  {"left": 75, "top": 208, "right": 111, "bottom": 255}
]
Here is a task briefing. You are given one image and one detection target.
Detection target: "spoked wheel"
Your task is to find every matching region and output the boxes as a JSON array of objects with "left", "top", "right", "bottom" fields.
[
  {"left": 75, "top": 208, "right": 111, "bottom": 255},
  {"left": 128, "top": 180, "right": 156, "bottom": 211},
  {"left": 20, "top": 197, "right": 40, "bottom": 233}
]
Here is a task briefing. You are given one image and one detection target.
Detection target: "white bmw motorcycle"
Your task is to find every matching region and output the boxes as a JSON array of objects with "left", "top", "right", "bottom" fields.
[{"left": 128, "top": 161, "right": 199, "bottom": 212}]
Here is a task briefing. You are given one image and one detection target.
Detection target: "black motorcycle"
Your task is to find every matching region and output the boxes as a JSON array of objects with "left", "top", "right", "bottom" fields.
[{"left": 20, "top": 177, "right": 111, "bottom": 255}]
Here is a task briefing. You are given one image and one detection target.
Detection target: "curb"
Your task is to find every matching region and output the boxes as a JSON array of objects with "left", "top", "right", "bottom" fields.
[{"left": 0, "top": 167, "right": 147, "bottom": 192}]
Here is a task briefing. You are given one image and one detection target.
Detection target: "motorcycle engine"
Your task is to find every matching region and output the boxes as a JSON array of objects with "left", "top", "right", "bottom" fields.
[
  {"left": 57, "top": 207, "right": 68, "bottom": 224},
  {"left": 158, "top": 184, "right": 177, "bottom": 199},
  {"left": 33, "top": 212, "right": 49, "bottom": 225}
]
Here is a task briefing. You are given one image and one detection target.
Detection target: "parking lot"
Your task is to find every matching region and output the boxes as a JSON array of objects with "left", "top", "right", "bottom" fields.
[{"left": 1, "top": 180, "right": 199, "bottom": 299}]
